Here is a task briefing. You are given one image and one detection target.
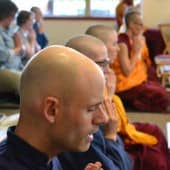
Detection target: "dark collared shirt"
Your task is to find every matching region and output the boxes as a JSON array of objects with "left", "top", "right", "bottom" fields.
[
  {"left": 59, "top": 128, "right": 133, "bottom": 170},
  {"left": 0, "top": 126, "right": 63, "bottom": 170}
]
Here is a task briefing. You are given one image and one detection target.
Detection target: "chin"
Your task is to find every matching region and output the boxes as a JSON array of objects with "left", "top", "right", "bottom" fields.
[{"left": 76, "top": 143, "right": 91, "bottom": 152}]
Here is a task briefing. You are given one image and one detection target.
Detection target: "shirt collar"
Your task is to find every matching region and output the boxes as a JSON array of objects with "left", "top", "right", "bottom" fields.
[{"left": 7, "top": 126, "right": 53, "bottom": 169}]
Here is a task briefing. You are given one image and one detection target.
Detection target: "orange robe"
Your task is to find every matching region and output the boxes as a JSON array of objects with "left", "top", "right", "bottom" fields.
[
  {"left": 112, "top": 94, "right": 157, "bottom": 145},
  {"left": 112, "top": 57, "right": 147, "bottom": 93},
  {"left": 110, "top": 34, "right": 150, "bottom": 93},
  {"left": 110, "top": 33, "right": 169, "bottom": 112}
]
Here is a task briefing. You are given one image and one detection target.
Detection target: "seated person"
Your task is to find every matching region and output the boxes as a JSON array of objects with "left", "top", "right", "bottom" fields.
[
  {"left": 16, "top": 10, "right": 40, "bottom": 65},
  {"left": 116, "top": 0, "right": 133, "bottom": 30},
  {"left": 86, "top": 24, "right": 170, "bottom": 170},
  {"left": 59, "top": 26, "right": 170, "bottom": 170},
  {"left": 59, "top": 35, "right": 133, "bottom": 170},
  {"left": 111, "top": 11, "right": 169, "bottom": 112},
  {"left": 0, "top": 45, "right": 108, "bottom": 170},
  {"left": 31, "top": 6, "right": 48, "bottom": 49},
  {"left": 0, "top": 0, "right": 21, "bottom": 100}
]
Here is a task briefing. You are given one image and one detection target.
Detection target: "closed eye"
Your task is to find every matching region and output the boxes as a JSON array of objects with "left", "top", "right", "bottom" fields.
[{"left": 87, "top": 102, "right": 102, "bottom": 112}]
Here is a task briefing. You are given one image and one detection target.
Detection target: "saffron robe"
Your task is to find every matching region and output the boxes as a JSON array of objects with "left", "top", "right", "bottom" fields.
[{"left": 110, "top": 33, "right": 169, "bottom": 112}]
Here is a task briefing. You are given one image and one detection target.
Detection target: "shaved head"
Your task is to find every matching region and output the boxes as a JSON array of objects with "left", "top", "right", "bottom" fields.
[
  {"left": 85, "top": 25, "right": 119, "bottom": 63},
  {"left": 124, "top": 11, "right": 141, "bottom": 28},
  {"left": 16, "top": 45, "right": 107, "bottom": 156},
  {"left": 20, "top": 45, "right": 104, "bottom": 114},
  {"left": 66, "top": 35, "right": 107, "bottom": 62},
  {"left": 85, "top": 25, "right": 115, "bottom": 44}
]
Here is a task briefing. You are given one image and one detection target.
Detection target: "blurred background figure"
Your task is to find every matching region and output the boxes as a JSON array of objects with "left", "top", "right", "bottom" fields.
[
  {"left": 16, "top": 10, "right": 40, "bottom": 66},
  {"left": 0, "top": 0, "right": 21, "bottom": 101},
  {"left": 115, "top": 0, "right": 133, "bottom": 30},
  {"left": 31, "top": 6, "right": 48, "bottom": 49}
]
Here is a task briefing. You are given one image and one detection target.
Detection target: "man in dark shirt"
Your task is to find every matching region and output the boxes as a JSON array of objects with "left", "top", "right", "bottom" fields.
[
  {"left": 0, "top": 127, "right": 62, "bottom": 170},
  {"left": 0, "top": 44, "right": 107, "bottom": 169}
]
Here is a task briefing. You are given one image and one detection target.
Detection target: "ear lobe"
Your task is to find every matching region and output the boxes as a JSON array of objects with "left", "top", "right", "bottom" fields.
[{"left": 44, "top": 97, "right": 60, "bottom": 123}]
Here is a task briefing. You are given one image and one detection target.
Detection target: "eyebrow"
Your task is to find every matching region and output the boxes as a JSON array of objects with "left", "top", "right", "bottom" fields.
[{"left": 88, "top": 101, "right": 103, "bottom": 108}]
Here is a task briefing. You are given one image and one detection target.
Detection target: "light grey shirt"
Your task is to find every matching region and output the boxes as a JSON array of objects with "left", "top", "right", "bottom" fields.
[{"left": 0, "top": 26, "right": 22, "bottom": 70}]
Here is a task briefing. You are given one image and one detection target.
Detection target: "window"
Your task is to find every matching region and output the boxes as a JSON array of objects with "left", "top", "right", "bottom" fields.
[
  {"left": 90, "top": 0, "right": 119, "bottom": 17},
  {"left": 12, "top": 0, "right": 141, "bottom": 18},
  {"left": 53, "top": 0, "right": 86, "bottom": 16}
]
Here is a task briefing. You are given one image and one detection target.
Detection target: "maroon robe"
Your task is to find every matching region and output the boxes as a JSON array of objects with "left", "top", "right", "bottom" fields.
[
  {"left": 122, "top": 122, "right": 170, "bottom": 170},
  {"left": 116, "top": 33, "right": 169, "bottom": 112}
]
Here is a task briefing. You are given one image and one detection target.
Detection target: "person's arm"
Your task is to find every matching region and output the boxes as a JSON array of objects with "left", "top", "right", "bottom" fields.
[
  {"left": 118, "top": 35, "right": 144, "bottom": 76},
  {"left": 34, "top": 21, "right": 48, "bottom": 49},
  {"left": 104, "top": 135, "right": 133, "bottom": 170},
  {"left": 13, "top": 32, "right": 22, "bottom": 54},
  {"left": 27, "top": 28, "right": 40, "bottom": 55},
  {"left": 29, "top": 28, "right": 38, "bottom": 51},
  {"left": 0, "top": 34, "right": 21, "bottom": 64},
  {"left": 37, "top": 19, "right": 44, "bottom": 34}
]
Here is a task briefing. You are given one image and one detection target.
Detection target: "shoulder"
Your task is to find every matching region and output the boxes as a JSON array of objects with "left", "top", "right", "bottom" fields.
[
  {"left": 0, "top": 140, "right": 12, "bottom": 169},
  {"left": 118, "top": 33, "right": 128, "bottom": 41},
  {"left": 0, "top": 139, "right": 8, "bottom": 155}
]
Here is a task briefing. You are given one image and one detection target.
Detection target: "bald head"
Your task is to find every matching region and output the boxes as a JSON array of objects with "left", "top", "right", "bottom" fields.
[
  {"left": 20, "top": 45, "right": 104, "bottom": 111},
  {"left": 124, "top": 11, "right": 141, "bottom": 28},
  {"left": 85, "top": 25, "right": 115, "bottom": 44},
  {"left": 85, "top": 25, "right": 119, "bottom": 63},
  {"left": 17, "top": 45, "right": 107, "bottom": 156},
  {"left": 66, "top": 35, "right": 108, "bottom": 62}
]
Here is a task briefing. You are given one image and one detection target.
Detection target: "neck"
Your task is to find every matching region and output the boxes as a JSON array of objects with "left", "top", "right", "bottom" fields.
[{"left": 15, "top": 117, "right": 63, "bottom": 159}]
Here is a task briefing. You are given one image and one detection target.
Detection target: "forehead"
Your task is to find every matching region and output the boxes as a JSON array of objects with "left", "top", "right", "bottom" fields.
[
  {"left": 36, "top": 9, "right": 42, "bottom": 14},
  {"left": 107, "top": 31, "right": 117, "bottom": 42},
  {"left": 133, "top": 14, "right": 143, "bottom": 23},
  {"left": 75, "top": 70, "right": 105, "bottom": 106},
  {"left": 92, "top": 43, "right": 108, "bottom": 60}
]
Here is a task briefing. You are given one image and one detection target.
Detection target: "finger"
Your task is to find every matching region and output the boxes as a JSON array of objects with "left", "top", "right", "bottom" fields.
[{"left": 95, "top": 161, "right": 102, "bottom": 168}]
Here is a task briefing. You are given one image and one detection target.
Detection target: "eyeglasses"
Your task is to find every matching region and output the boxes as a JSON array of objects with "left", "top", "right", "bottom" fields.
[{"left": 95, "top": 58, "right": 110, "bottom": 68}]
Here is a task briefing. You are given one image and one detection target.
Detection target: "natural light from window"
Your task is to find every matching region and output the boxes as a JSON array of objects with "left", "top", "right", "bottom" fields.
[{"left": 12, "top": 0, "right": 141, "bottom": 17}]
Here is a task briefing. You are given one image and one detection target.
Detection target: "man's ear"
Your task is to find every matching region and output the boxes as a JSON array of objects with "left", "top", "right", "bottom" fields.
[{"left": 43, "top": 96, "right": 60, "bottom": 123}]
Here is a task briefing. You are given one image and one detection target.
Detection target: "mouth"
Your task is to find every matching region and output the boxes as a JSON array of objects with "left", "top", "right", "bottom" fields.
[
  {"left": 87, "top": 128, "right": 98, "bottom": 143},
  {"left": 87, "top": 133, "right": 94, "bottom": 143}
]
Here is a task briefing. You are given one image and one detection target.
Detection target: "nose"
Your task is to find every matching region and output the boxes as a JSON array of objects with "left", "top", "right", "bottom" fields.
[{"left": 92, "top": 104, "right": 109, "bottom": 125}]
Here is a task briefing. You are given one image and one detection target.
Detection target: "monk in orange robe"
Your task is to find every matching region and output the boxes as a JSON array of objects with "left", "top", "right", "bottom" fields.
[{"left": 111, "top": 11, "right": 169, "bottom": 112}]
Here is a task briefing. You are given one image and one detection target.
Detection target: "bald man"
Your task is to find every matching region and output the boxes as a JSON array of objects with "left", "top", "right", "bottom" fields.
[
  {"left": 85, "top": 25, "right": 170, "bottom": 170},
  {"left": 58, "top": 35, "right": 133, "bottom": 170},
  {"left": 0, "top": 45, "right": 108, "bottom": 170}
]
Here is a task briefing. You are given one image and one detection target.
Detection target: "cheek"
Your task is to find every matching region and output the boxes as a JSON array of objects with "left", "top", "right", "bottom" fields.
[
  {"left": 66, "top": 111, "right": 93, "bottom": 136},
  {"left": 134, "top": 27, "right": 142, "bottom": 34},
  {"left": 64, "top": 115, "right": 93, "bottom": 150},
  {"left": 74, "top": 114, "right": 93, "bottom": 132},
  {"left": 108, "top": 47, "right": 117, "bottom": 61}
]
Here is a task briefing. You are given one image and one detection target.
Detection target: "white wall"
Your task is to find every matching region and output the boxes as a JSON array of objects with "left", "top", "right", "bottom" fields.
[
  {"left": 44, "top": 19, "right": 116, "bottom": 45},
  {"left": 43, "top": 1, "right": 170, "bottom": 45},
  {"left": 142, "top": 0, "right": 170, "bottom": 28}
]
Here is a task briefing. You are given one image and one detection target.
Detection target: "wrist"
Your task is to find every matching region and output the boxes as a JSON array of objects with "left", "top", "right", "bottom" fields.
[{"left": 104, "top": 133, "right": 117, "bottom": 141}]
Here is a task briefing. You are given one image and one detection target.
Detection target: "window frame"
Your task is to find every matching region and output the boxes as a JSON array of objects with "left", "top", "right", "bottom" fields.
[{"left": 13, "top": 0, "right": 141, "bottom": 19}]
